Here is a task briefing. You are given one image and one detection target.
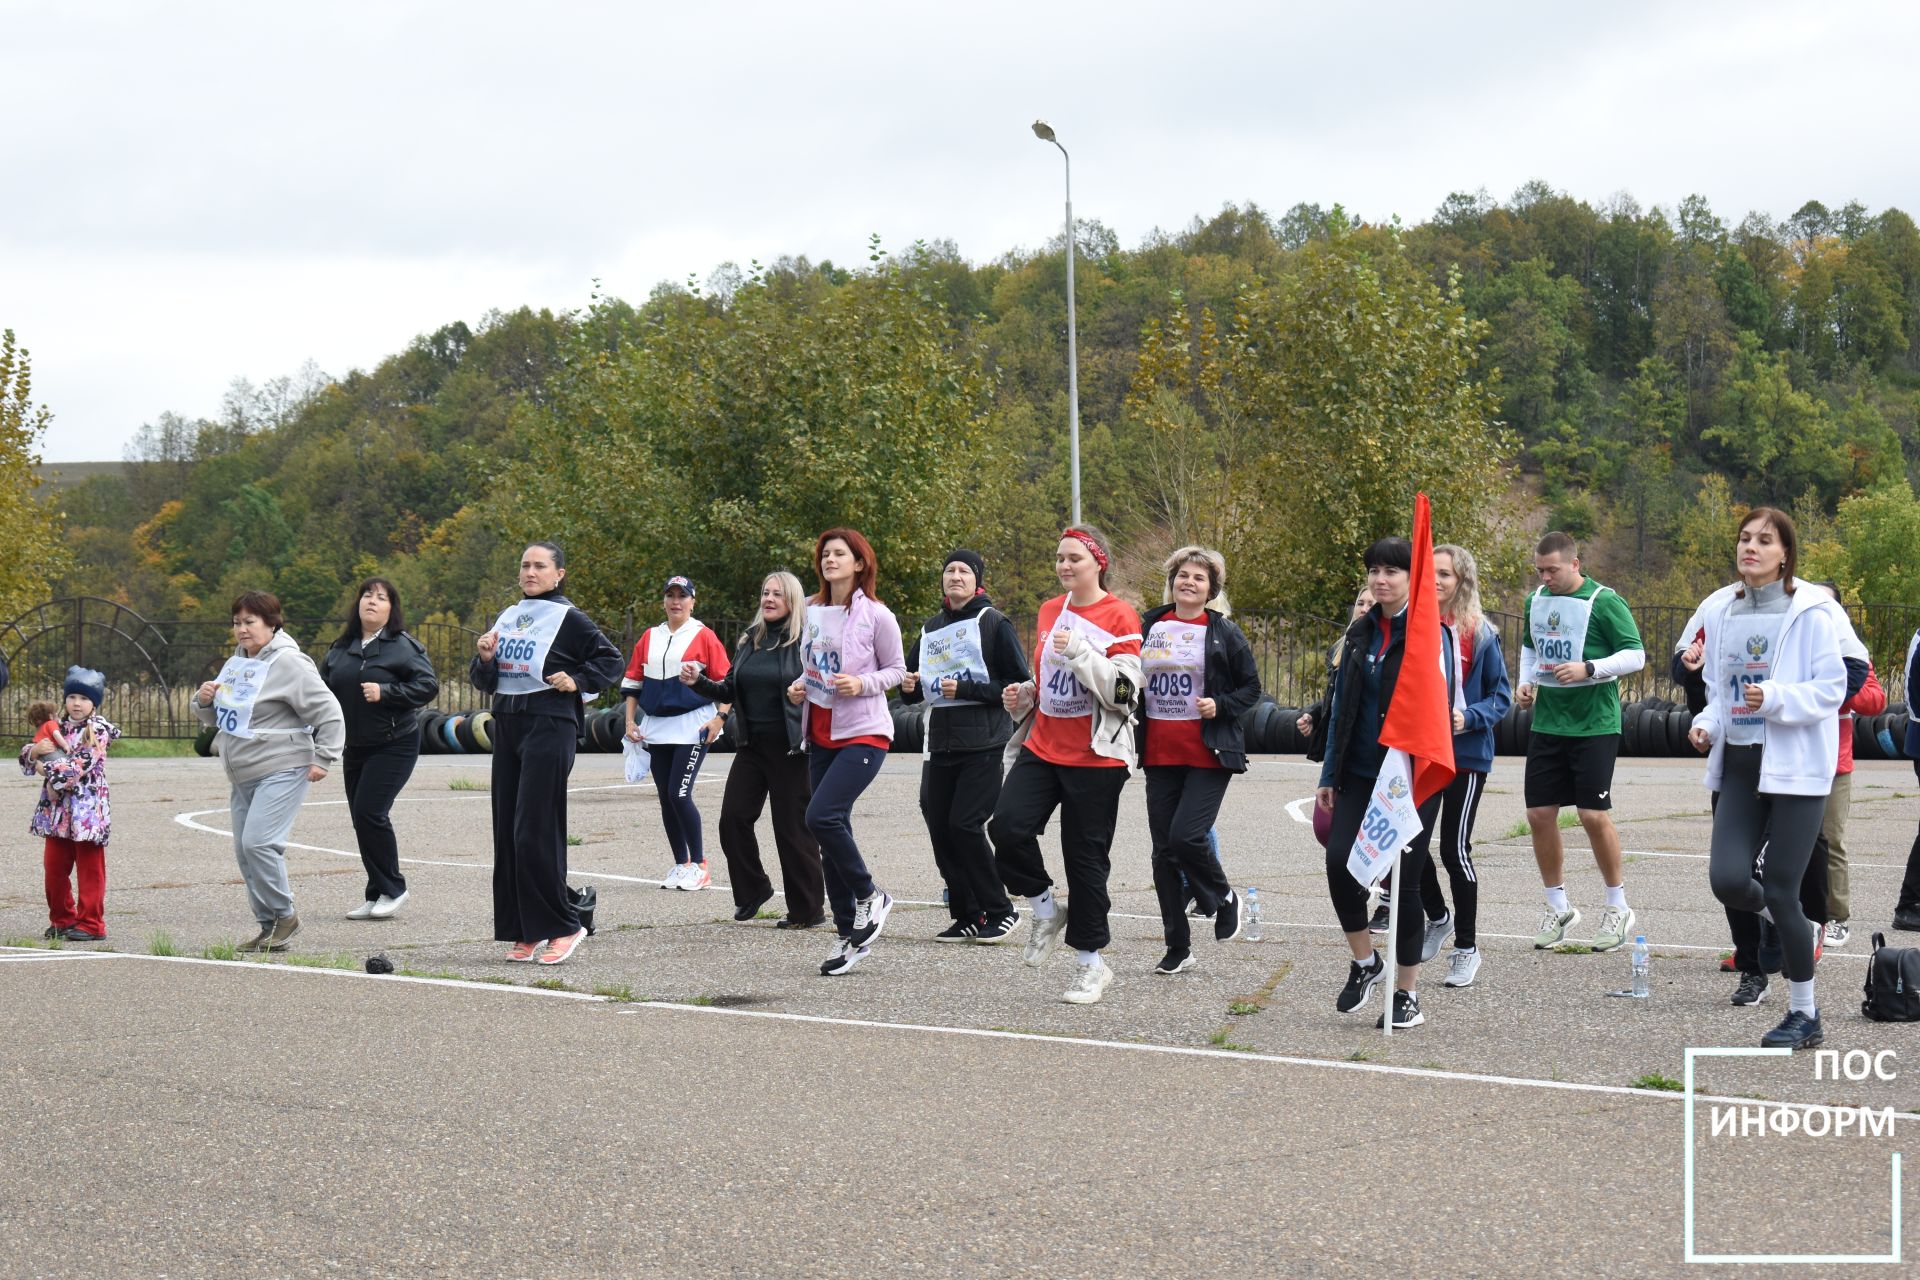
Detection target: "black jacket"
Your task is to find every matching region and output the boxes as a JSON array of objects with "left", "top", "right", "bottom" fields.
[
  {"left": 1132, "top": 606, "right": 1263, "bottom": 773},
  {"left": 898, "top": 594, "right": 1031, "bottom": 756},
  {"left": 693, "top": 631, "right": 807, "bottom": 754},
  {"left": 469, "top": 591, "right": 624, "bottom": 724},
  {"left": 319, "top": 629, "right": 441, "bottom": 746},
  {"left": 1320, "top": 605, "right": 1456, "bottom": 787}
]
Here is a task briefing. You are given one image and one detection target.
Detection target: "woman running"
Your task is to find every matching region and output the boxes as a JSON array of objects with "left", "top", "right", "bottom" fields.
[
  {"left": 789, "top": 528, "right": 905, "bottom": 975},
  {"left": 1138, "top": 545, "right": 1261, "bottom": 975},
  {"left": 1688, "top": 507, "right": 1847, "bottom": 1049},
  {"left": 989, "top": 526, "right": 1143, "bottom": 1005},
  {"left": 1404, "top": 544, "right": 1510, "bottom": 988},
  {"left": 623, "top": 575, "right": 731, "bottom": 892},
  {"left": 683, "top": 571, "right": 826, "bottom": 927}
]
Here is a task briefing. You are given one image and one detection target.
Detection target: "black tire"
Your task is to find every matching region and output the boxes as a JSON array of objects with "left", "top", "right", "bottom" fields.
[
  {"left": 1640, "top": 706, "right": 1665, "bottom": 757},
  {"left": 1666, "top": 707, "right": 1692, "bottom": 757},
  {"left": 1254, "top": 699, "right": 1283, "bottom": 754},
  {"left": 890, "top": 702, "right": 926, "bottom": 755},
  {"left": 595, "top": 709, "right": 625, "bottom": 752},
  {"left": 1621, "top": 704, "right": 1642, "bottom": 757},
  {"left": 1275, "top": 704, "right": 1306, "bottom": 755},
  {"left": 419, "top": 713, "right": 446, "bottom": 755},
  {"left": 1853, "top": 714, "right": 1880, "bottom": 763},
  {"left": 1889, "top": 712, "right": 1912, "bottom": 760},
  {"left": 454, "top": 715, "right": 481, "bottom": 753},
  {"left": 1514, "top": 706, "right": 1532, "bottom": 756}
]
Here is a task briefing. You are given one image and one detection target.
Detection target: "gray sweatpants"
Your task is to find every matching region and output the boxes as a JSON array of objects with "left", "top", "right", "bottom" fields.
[{"left": 231, "top": 766, "right": 312, "bottom": 926}]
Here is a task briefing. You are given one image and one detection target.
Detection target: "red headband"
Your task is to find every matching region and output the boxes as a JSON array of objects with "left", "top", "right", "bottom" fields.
[{"left": 1062, "top": 528, "right": 1108, "bottom": 570}]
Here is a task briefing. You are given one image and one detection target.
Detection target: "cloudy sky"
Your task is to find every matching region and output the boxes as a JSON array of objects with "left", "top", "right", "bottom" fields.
[{"left": 6, "top": 0, "right": 1917, "bottom": 461}]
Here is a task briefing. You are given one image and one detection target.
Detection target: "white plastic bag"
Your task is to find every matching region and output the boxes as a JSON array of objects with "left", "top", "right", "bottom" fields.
[{"left": 623, "top": 738, "right": 651, "bottom": 783}]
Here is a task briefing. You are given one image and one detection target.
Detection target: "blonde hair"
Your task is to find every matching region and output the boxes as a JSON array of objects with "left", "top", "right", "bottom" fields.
[
  {"left": 1162, "top": 544, "right": 1229, "bottom": 614},
  {"left": 745, "top": 571, "right": 807, "bottom": 648},
  {"left": 1433, "top": 544, "right": 1484, "bottom": 643}
]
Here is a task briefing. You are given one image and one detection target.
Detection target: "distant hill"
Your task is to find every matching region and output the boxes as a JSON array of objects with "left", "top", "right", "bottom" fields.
[{"left": 36, "top": 461, "right": 124, "bottom": 489}]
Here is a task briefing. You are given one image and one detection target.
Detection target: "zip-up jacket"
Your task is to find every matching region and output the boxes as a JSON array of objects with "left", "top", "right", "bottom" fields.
[
  {"left": 798, "top": 588, "right": 906, "bottom": 742},
  {"left": 469, "top": 590, "right": 624, "bottom": 725},
  {"left": 1691, "top": 578, "right": 1848, "bottom": 796},
  {"left": 319, "top": 629, "right": 441, "bottom": 746},
  {"left": 620, "top": 619, "right": 732, "bottom": 717},
  {"left": 1451, "top": 619, "right": 1512, "bottom": 775},
  {"left": 692, "top": 631, "right": 807, "bottom": 754},
  {"left": 899, "top": 594, "right": 1030, "bottom": 756},
  {"left": 1132, "top": 604, "right": 1263, "bottom": 773},
  {"left": 1317, "top": 605, "right": 1457, "bottom": 790}
]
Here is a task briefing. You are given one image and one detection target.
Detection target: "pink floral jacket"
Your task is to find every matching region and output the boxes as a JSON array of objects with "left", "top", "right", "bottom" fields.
[{"left": 19, "top": 715, "right": 120, "bottom": 846}]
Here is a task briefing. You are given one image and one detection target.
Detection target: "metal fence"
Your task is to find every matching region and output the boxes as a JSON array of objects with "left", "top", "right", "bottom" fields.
[{"left": 2, "top": 597, "right": 1913, "bottom": 740}]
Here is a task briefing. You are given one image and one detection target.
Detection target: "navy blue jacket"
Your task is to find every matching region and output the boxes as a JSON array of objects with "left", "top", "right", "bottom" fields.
[
  {"left": 1452, "top": 620, "right": 1512, "bottom": 775},
  {"left": 1904, "top": 631, "right": 1920, "bottom": 761}
]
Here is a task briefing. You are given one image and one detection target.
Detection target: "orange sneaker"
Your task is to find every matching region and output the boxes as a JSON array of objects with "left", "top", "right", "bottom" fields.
[
  {"left": 507, "top": 940, "right": 545, "bottom": 962},
  {"left": 538, "top": 930, "right": 586, "bottom": 965}
]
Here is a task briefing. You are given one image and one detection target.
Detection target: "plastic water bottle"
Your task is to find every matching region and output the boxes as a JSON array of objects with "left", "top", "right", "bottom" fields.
[
  {"left": 1244, "top": 887, "right": 1263, "bottom": 942},
  {"left": 1631, "top": 934, "right": 1650, "bottom": 999}
]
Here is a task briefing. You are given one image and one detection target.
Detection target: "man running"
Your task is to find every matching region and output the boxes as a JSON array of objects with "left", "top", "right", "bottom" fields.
[{"left": 1515, "top": 532, "right": 1644, "bottom": 952}]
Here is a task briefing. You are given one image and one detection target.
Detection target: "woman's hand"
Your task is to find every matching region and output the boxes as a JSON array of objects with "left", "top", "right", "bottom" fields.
[
  {"left": 939, "top": 677, "right": 959, "bottom": 700},
  {"left": 703, "top": 716, "right": 725, "bottom": 745},
  {"left": 360, "top": 683, "right": 382, "bottom": 703},
  {"left": 1688, "top": 726, "right": 1712, "bottom": 754},
  {"left": 900, "top": 671, "right": 919, "bottom": 694},
  {"left": 1743, "top": 683, "right": 1766, "bottom": 712},
  {"left": 476, "top": 631, "right": 499, "bottom": 661},
  {"left": 1452, "top": 709, "right": 1466, "bottom": 733},
  {"left": 1316, "top": 786, "right": 1335, "bottom": 813},
  {"left": 625, "top": 719, "right": 642, "bottom": 744},
  {"left": 1196, "top": 697, "right": 1217, "bottom": 720},
  {"left": 197, "top": 680, "right": 220, "bottom": 706},
  {"left": 830, "top": 672, "right": 862, "bottom": 697},
  {"left": 307, "top": 766, "right": 328, "bottom": 782},
  {"left": 787, "top": 680, "right": 806, "bottom": 706},
  {"left": 679, "top": 662, "right": 701, "bottom": 685},
  {"left": 1050, "top": 628, "right": 1071, "bottom": 655},
  {"left": 1681, "top": 637, "right": 1705, "bottom": 672},
  {"left": 1295, "top": 711, "right": 1313, "bottom": 736},
  {"left": 1515, "top": 682, "right": 1536, "bottom": 709},
  {"left": 547, "top": 672, "right": 577, "bottom": 694},
  {"left": 1002, "top": 684, "right": 1023, "bottom": 713}
]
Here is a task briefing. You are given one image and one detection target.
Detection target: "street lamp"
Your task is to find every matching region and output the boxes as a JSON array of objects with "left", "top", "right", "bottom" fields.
[{"left": 1031, "top": 118, "right": 1080, "bottom": 526}]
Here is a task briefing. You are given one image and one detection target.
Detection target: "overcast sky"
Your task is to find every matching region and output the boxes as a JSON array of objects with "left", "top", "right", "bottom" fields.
[{"left": 7, "top": 0, "right": 1917, "bottom": 462}]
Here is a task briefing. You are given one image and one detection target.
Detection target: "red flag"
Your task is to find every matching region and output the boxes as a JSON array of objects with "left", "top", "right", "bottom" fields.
[{"left": 1380, "top": 493, "right": 1457, "bottom": 805}]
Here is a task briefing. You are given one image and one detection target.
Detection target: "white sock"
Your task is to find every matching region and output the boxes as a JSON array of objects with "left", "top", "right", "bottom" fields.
[
  {"left": 1604, "top": 884, "right": 1627, "bottom": 909},
  {"left": 1075, "top": 949, "right": 1100, "bottom": 967},
  {"left": 1454, "top": 945, "right": 1477, "bottom": 955},
  {"left": 1545, "top": 885, "right": 1570, "bottom": 914},
  {"left": 1029, "top": 890, "right": 1056, "bottom": 920},
  {"left": 1788, "top": 979, "right": 1817, "bottom": 1017}
]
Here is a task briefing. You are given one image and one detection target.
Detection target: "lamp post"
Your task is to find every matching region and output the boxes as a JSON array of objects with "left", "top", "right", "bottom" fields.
[{"left": 1031, "top": 119, "right": 1080, "bottom": 526}]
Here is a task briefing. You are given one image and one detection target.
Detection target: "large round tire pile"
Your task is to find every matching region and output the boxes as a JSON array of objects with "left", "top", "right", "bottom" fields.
[{"left": 418, "top": 710, "right": 496, "bottom": 755}]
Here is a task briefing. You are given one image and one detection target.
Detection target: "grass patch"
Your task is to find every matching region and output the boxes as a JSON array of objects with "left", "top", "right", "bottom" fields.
[
  {"left": 1227, "top": 1000, "right": 1261, "bottom": 1017},
  {"left": 447, "top": 777, "right": 489, "bottom": 791},
  {"left": 108, "top": 737, "right": 199, "bottom": 757},
  {"left": 147, "top": 930, "right": 179, "bottom": 957},
  {"left": 566, "top": 835, "right": 583, "bottom": 846},
  {"left": 1501, "top": 811, "right": 1581, "bottom": 839},
  {"left": 1206, "top": 1029, "right": 1254, "bottom": 1052},
  {"left": 592, "top": 983, "right": 635, "bottom": 1002},
  {"left": 279, "top": 951, "right": 357, "bottom": 971},
  {"left": 1346, "top": 1049, "right": 1377, "bottom": 1062},
  {"left": 398, "top": 967, "right": 464, "bottom": 981},
  {"left": 478, "top": 975, "right": 516, "bottom": 985},
  {"left": 1554, "top": 942, "right": 1594, "bottom": 955},
  {"left": 1632, "top": 1072, "right": 1683, "bottom": 1092},
  {"left": 201, "top": 939, "right": 238, "bottom": 960},
  {"left": 756, "top": 908, "right": 784, "bottom": 920},
  {"left": 1418, "top": 1061, "right": 1446, "bottom": 1071},
  {"left": 530, "top": 977, "right": 570, "bottom": 991},
  {"left": 684, "top": 994, "right": 715, "bottom": 1007},
  {"left": 1502, "top": 818, "right": 1528, "bottom": 839},
  {"left": 3, "top": 934, "right": 54, "bottom": 949}
]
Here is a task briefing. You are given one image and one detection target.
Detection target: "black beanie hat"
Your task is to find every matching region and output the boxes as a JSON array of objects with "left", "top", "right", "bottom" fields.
[{"left": 943, "top": 548, "right": 985, "bottom": 588}]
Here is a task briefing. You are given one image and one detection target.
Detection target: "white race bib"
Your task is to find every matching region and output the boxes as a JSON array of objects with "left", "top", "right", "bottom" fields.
[
  {"left": 1346, "top": 748, "right": 1427, "bottom": 889},
  {"left": 919, "top": 617, "right": 987, "bottom": 708},
  {"left": 1724, "top": 612, "right": 1787, "bottom": 745},
  {"left": 803, "top": 606, "right": 847, "bottom": 709},
  {"left": 1037, "top": 608, "right": 1119, "bottom": 719},
  {"left": 490, "top": 599, "right": 571, "bottom": 696},
  {"left": 211, "top": 653, "right": 275, "bottom": 739},
  {"left": 1141, "top": 618, "right": 1206, "bottom": 721},
  {"left": 1529, "top": 591, "right": 1604, "bottom": 687}
]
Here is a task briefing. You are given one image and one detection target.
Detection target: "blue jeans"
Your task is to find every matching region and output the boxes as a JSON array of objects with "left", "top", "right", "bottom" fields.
[{"left": 807, "top": 743, "right": 887, "bottom": 934}]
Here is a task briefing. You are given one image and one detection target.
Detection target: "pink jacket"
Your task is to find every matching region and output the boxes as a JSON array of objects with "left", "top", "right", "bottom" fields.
[{"left": 802, "top": 588, "right": 907, "bottom": 743}]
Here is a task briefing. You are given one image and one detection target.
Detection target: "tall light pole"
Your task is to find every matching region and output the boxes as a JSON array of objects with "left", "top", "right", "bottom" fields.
[{"left": 1031, "top": 119, "right": 1080, "bottom": 526}]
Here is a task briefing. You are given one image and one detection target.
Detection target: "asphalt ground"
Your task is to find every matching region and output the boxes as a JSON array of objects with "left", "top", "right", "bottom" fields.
[{"left": 3, "top": 751, "right": 1916, "bottom": 1275}]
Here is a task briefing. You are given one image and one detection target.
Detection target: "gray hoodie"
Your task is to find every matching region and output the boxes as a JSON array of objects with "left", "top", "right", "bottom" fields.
[{"left": 193, "top": 628, "right": 347, "bottom": 785}]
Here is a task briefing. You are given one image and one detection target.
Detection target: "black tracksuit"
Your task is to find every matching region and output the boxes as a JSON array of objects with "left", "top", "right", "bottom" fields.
[
  {"left": 693, "top": 632, "right": 825, "bottom": 924},
  {"left": 471, "top": 591, "right": 623, "bottom": 944},
  {"left": 899, "top": 595, "right": 1031, "bottom": 922},
  {"left": 320, "top": 629, "right": 440, "bottom": 902}
]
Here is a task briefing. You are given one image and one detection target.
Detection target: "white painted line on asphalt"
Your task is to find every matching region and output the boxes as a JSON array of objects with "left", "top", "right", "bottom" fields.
[
  {"left": 0, "top": 949, "right": 118, "bottom": 963},
  {"left": 1284, "top": 797, "right": 1313, "bottom": 825},
  {"left": 92, "top": 950, "right": 608, "bottom": 999}
]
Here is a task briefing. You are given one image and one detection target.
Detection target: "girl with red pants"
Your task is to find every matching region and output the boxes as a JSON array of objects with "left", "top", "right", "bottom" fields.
[{"left": 19, "top": 666, "right": 120, "bottom": 941}]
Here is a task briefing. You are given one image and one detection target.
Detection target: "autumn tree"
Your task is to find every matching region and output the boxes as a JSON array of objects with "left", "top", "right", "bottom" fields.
[{"left": 0, "top": 331, "right": 71, "bottom": 617}]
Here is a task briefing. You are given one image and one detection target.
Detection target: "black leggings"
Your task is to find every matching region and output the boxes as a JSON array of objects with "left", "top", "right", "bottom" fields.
[
  {"left": 647, "top": 741, "right": 709, "bottom": 863},
  {"left": 1902, "top": 760, "right": 1920, "bottom": 912},
  {"left": 1708, "top": 746, "right": 1826, "bottom": 984},
  {"left": 1324, "top": 769, "right": 1440, "bottom": 966},
  {"left": 1410, "top": 768, "right": 1486, "bottom": 949}
]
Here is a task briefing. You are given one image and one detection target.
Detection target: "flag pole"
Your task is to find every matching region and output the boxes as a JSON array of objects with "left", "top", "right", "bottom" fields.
[{"left": 1383, "top": 847, "right": 1401, "bottom": 1038}]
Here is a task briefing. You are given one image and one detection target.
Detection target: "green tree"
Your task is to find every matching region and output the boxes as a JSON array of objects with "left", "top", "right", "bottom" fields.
[
  {"left": 1705, "top": 339, "right": 1846, "bottom": 503},
  {"left": 0, "top": 331, "right": 71, "bottom": 616}
]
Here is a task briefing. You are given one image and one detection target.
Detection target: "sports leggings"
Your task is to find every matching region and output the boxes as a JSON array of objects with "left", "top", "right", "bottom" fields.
[
  {"left": 1410, "top": 768, "right": 1486, "bottom": 949},
  {"left": 647, "top": 741, "right": 709, "bottom": 863},
  {"left": 1708, "top": 745, "right": 1826, "bottom": 984}
]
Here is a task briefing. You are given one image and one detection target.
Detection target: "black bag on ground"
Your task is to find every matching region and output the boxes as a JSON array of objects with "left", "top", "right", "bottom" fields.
[
  {"left": 568, "top": 884, "right": 598, "bottom": 936},
  {"left": 1861, "top": 933, "right": 1920, "bottom": 1021}
]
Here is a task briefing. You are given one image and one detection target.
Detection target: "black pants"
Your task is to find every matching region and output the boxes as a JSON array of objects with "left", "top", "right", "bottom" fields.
[
  {"left": 1145, "top": 765, "right": 1233, "bottom": 952},
  {"left": 922, "top": 749, "right": 1011, "bottom": 921},
  {"left": 1324, "top": 768, "right": 1441, "bottom": 967},
  {"left": 718, "top": 734, "right": 824, "bottom": 923},
  {"left": 989, "top": 748, "right": 1129, "bottom": 953},
  {"left": 1709, "top": 746, "right": 1827, "bottom": 984},
  {"left": 1409, "top": 768, "right": 1486, "bottom": 949},
  {"left": 646, "top": 740, "right": 709, "bottom": 864},
  {"left": 491, "top": 713, "right": 580, "bottom": 944},
  {"left": 343, "top": 734, "right": 419, "bottom": 902},
  {"left": 1902, "top": 761, "right": 1920, "bottom": 911}
]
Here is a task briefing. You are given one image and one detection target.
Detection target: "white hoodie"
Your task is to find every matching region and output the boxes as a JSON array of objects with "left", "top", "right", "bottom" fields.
[{"left": 1691, "top": 578, "right": 1847, "bottom": 796}]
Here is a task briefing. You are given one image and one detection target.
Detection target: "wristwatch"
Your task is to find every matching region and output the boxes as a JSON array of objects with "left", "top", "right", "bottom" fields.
[{"left": 1584, "top": 661, "right": 1596, "bottom": 680}]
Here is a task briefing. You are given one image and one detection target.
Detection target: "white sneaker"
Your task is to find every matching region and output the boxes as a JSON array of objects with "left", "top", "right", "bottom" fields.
[
  {"left": 1443, "top": 947, "right": 1482, "bottom": 988},
  {"left": 369, "top": 891, "right": 408, "bottom": 919},
  {"left": 346, "top": 900, "right": 377, "bottom": 921},
  {"left": 661, "top": 864, "right": 687, "bottom": 889},
  {"left": 680, "top": 863, "right": 711, "bottom": 892},
  {"left": 1825, "top": 919, "right": 1851, "bottom": 947},
  {"left": 1023, "top": 908, "right": 1068, "bottom": 968},
  {"left": 1061, "top": 956, "right": 1113, "bottom": 1005}
]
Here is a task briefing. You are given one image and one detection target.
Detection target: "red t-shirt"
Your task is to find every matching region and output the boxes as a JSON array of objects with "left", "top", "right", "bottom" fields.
[
  {"left": 1143, "top": 612, "right": 1218, "bottom": 769},
  {"left": 808, "top": 708, "right": 889, "bottom": 753},
  {"left": 1025, "top": 593, "right": 1143, "bottom": 769}
]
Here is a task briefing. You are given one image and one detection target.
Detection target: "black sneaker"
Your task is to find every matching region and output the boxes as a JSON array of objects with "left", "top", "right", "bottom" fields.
[
  {"left": 1759, "top": 1009, "right": 1824, "bottom": 1050},
  {"left": 1758, "top": 920, "right": 1782, "bottom": 974},
  {"left": 777, "top": 914, "right": 827, "bottom": 930},
  {"left": 1731, "top": 972, "right": 1770, "bottom": 1006},
  {"left": 972, "top": 912, "right": 1021, "bottom": 944},
  {"left": 1336, "top": 953, "right": 1385, "bottom": 1013},
  {"left": 1375, "top": 989, "right": 1424, "bottom": 1029},
  {"left": 1892, "top": 905, "right": 1920, "bottom": 932},
  {"left": 820, "top": 937, "right": 869, "bottom": 976},
  {"left": 1214, "top": 890, "right": 1243, "bottom": 943},
  {"left": 1153, "top": 948, "right": 1196, "bottom": 975},
  {"left": 934, "top": 919, "right": 978, "bottom": 942},
  {"left": 1368, "top": 904, "right": 1391, "bottom": 934},
  {"left": 61, "top": 928, "right": 106, "bottom": 942}
]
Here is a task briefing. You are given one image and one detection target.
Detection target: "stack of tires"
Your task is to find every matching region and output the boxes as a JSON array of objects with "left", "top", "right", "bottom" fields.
[
  {"left": 578, "top": 707, "right": 627, "bottom": 753},
  {"left": 891, "top": 701, "right": 929, "bottom": 755},
  {"left": 1237, "top": 696, "right": 1310, "bottom": 755},
  {"left": 1853, "top": 710, "right": 1913, "bottom": 762},
  {"left": 1618, "top": 697, "right": 1695, "bottom": 758},
  {"left": 419, "top": 710, "right": 496, "bottom": 755}
]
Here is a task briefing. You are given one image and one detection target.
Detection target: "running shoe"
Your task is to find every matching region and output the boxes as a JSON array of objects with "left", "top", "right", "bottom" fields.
[
  {"left": 660, "top": 863, "right": 687, "bottom": 890},
  {"left": 1760, "top": 1009, "right": 1823, "bottom": 1051},
  {"left": 680, "top": 862, "right": 711, "bottom": 892},
  {"left": 1893, "top": 905, "right": 1920, "bottom": 932},
  {"left": 506, "top": 940, "right": 545, "bottom": 962},
  {"left": 266, "top": 915, "right": 302, "bottom": 952},
  {"left": 236, "top": 925, "right": 274, "bottom": 954},
  {"left": 1443, "top": 947, "right": 1481, "bottom": 988},
  {"left": 820, "top": 938, "right": 870, "bottom": 976},
  {"left": 1375, "top": 989, "right": 1423, "bottom": 1029},
  {"left": 1824, "top": 920, "right": 1850, "bottom": 948},
  {"left": 1214, "top": 890, "right": 1243, "bottom": 943},
  {"left": 1592, "top": 905, "right": 1635, "bottom": 952},
  {"left": 1420, "top": 911, "right": 1454, "bottom": 963},
  {"left": 934, "top": 919, "right": 978, "bottom": 942},
  {"left": 850, "top": 889, "right": 893, "bottom": 947},
  {"left": 1731, "top": 972, "right": 1769, "bottom": 1006},
  {"left": 1061, "top": 956, "right": 1113, "bottom": 1004},
  {"left": 1336, "top": 953, "right": 1385, "bottom": 1012},
  {"left": 1153, "top": 949, "right": 1196, "bottom": 975},
  {"left": 1368, "top": 903, "right": 1391, "bottom": 934},
  {"left": 370, "top": 891, "right": 409, "bottom": 919},
  {"left": 537, "top": 929, "right": 586, "bottom": 965},
  {"left": 346, "top": 900, "right": 377, "bottom": 921},
  {"left": 1719, "top": 952, "right": 1737, "bottom": 973},
  {"left": 973, "top": 913, "right": 1021, "bottom": 944},
  {"left": 1023, "top": 907, "right": 1068, "bottom": 968},
  {"left": 1532, "top": 905, "right": 1581, "bottom": 949}
]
